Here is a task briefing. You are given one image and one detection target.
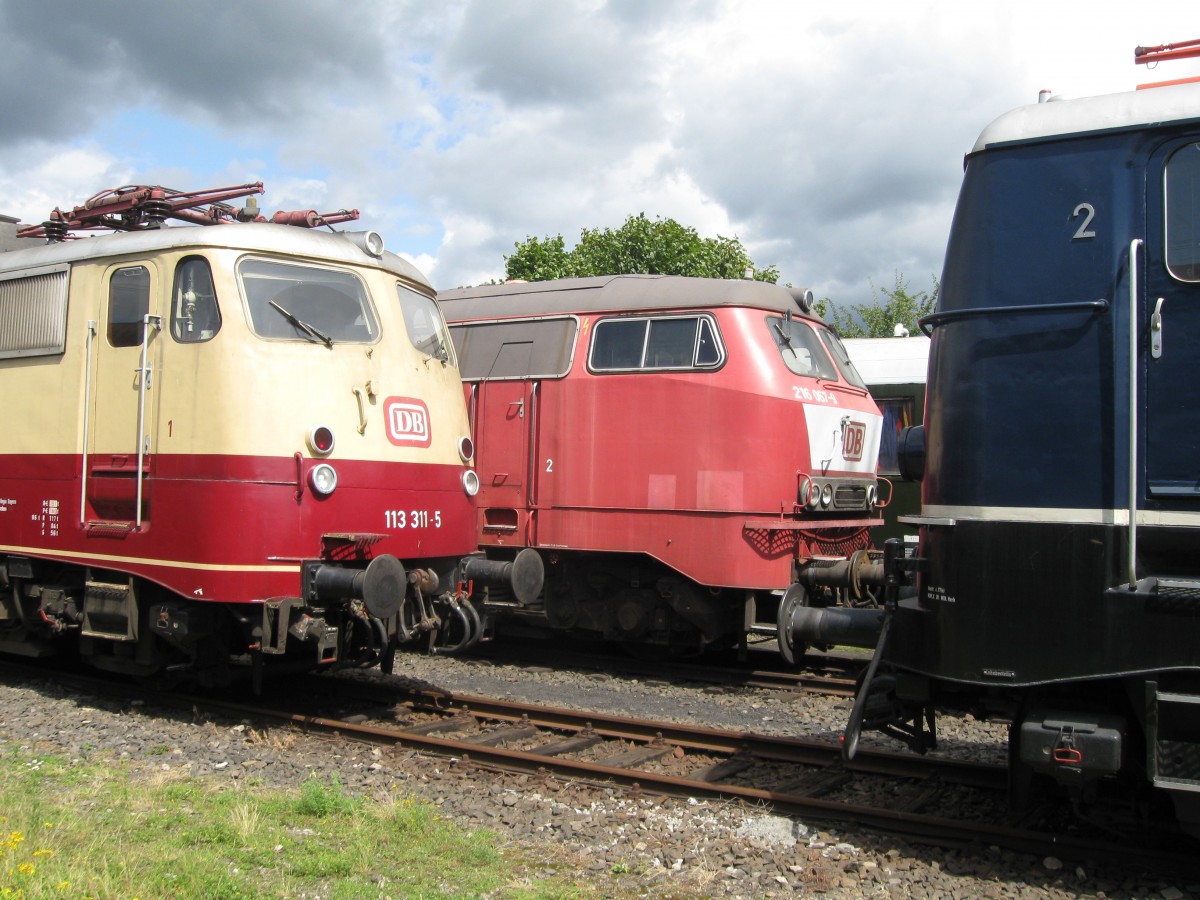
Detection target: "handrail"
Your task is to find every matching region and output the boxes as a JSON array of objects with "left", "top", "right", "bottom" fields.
[
  {"left": 1128, "top": 239, "right": 1142, "bottom": 588},
  {"left": 135, "top": 314, "right": 162, "bottom": 528},
  {"left": 79, "top": 320, "right": 96, "bottom": 525},
  {"left": 918, "top": 299, "right": 1109, "bottom": 336},
  {"left": 527, "top": 381, "right": 540, "bottom": 509}
]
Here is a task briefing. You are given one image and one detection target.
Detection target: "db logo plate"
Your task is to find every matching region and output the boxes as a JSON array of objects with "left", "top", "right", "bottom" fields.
[
  {"left": 842, "top": 420, "right": 866, "bottom": 462},
  {"left": 385, "top": 397, "right": 432, "bottom": 448}
]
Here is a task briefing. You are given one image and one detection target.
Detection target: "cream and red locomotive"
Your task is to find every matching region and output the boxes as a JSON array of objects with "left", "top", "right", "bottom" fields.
[
  {"left": 439, "top": 275, "right": 887, "bottom": 658},
  {"left": 0, "top": 185, "right": 528, "bottom": 686}
]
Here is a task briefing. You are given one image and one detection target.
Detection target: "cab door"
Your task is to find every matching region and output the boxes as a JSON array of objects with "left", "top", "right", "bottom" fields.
[
  {"left": 86, "top": 263, "right": 162, "bottom": 525},
  {"left": 474, "top": 373, "right": 534, "bottom": 510},
  {"left": 1144, "top": 138, "right": 1200, "bottom": 507}
]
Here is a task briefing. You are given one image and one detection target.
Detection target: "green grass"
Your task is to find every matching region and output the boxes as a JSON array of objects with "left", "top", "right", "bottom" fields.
[{"left": 0, "top": 746, "right": 598, "bottom": 899}]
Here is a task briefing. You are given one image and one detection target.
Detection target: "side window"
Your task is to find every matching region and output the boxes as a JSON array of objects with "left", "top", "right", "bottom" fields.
[
  {"left": 397, "top": 284, "right": 453, "bottom": 362},
  {"left": 590, "top": 315, "right": 724, "bottom": 372},
  {"left": 171, "top": 256, "right": 221, "bottom": 343},
  {"left": 1165, "top": 142, "right": 1200, "bottom": 282},
  {"left": 646, "top": 318, "right": 698, "bottom": 368},
  {"left": 590, "top": 319, "right": 646, "bottom": 369},
  {"left": 696, "top": 318, "right": 720, "bottom": 365},
  {"left": 108, "top": 265, "right": 150, "bottom": 347}
]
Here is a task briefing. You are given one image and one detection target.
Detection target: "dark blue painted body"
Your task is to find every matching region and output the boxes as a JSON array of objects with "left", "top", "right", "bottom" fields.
[
  {"left": 890, "top": 97, "right": 1200, "bottom": 688},
  {"left": 842, "top": 77, "right": 1200, "bottom": 839}
]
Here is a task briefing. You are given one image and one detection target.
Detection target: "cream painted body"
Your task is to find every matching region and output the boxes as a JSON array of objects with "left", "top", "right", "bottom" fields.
[{"left": 0, "top": 226, "right": 471, "bottom": 469}]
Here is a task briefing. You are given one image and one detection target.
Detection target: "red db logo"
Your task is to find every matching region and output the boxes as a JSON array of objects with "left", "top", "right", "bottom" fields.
[
  {"left": 385, "top": 397, "right": 432, "bottom": 448},
  {"left": 842, "top": 420, "right": 866, "bottom": 462}
]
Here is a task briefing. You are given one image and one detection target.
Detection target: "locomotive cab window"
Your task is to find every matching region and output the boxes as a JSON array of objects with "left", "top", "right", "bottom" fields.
[
  {"left": 819, "top": 329, "right": 869, "bottom": 390},
  {"left": 589, "top": 314, "right": 724, "bottom": 372},
  {"left": 107, "top": 265, "right": 151, "bottom": 347},
  {"left": 171, "top": 256, "right": 221, "bottom": 343},
  {"left": 1165, "top": 142, "right": 1200, "bottom": 282},
  {"left": 767, "top": 315, "right": 840, "bottom": 381},
  {"left": 239, "top": 258, "right": 378, "bottom": 344},
  {"left": 398, "top": 283, "right": 454, "bottom": 363}
]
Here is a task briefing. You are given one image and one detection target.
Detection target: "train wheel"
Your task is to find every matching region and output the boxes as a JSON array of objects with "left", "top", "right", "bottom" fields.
[
  {"left": 612, "top": 587, "right": 658, "bottom": 642},
  {"left": 776, "top": 584, "right": 809, "bottom": 666}
]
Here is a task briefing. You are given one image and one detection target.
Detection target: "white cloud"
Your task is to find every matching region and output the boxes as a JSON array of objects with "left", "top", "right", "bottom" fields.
[
  {"left": 0, "top": 146, "right": 134, "bottom": 227},
  {"left": 1, "top": 0, "right": 1196, "bottom": 301}
]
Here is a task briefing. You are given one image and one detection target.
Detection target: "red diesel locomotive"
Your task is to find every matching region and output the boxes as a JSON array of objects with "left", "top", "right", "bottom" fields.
[
  {"left": 0, "top": 185, "right": 530, "bottom": 687},
  {"left": 439, "top": 274, "right": 887, "bottom": 658}
]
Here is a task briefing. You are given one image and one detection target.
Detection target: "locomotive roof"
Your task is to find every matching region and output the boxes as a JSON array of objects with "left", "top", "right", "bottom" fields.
[
  {"left": 0, "top": 221, "right": 431, "bottom": 289},
  {"left": 438, "top": 274, "right": 816, "bottom": 321},
  {"left": 972, "top": 80, "right": 1200, "bottom": 152}
]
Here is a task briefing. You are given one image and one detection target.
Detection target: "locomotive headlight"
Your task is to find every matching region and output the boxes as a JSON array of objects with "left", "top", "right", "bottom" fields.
[
  {"left": 820, "top": 484, "right": 833, "bottom": 508},
  {"left": 462, "top": 469, "right": 480, "bottom": 497},
  {"left": 797, "top": 475, "right": 812, "bottom": 507},
  {"left": 345, "top": 230, "right": 386, "bottom": 258},
  {"left": 458, "top": 435, "right": 475, "bottom": 463},
  {"left": 806, "top": 480, "right": 822, "bottom": 510},
  {"left": 309, "top": 463, "right": 338, "bottom": 496},
  {"left": 867, "top": 484, "right": 878, "bottom": 508},
  {"left": 307, "top": 425, "right": 335, "bottom": 457}
]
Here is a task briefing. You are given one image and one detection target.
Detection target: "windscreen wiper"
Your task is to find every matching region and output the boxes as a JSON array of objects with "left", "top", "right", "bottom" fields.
[
  {"left": 773, "top": 321, "right": 797, "bottom": 357},
  {"left": 269, "top": 299, "right": 333, "bottom": 348}
]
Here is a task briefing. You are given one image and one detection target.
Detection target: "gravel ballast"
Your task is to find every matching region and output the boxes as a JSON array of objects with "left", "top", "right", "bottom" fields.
[{"left": 0, "top": 649, "right": 1195, "bottom": 898}]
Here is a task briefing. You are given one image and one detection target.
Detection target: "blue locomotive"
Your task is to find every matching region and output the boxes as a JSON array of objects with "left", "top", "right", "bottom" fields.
[{"left": 795, "top": 49, "right": 1200, "bottom": 838}]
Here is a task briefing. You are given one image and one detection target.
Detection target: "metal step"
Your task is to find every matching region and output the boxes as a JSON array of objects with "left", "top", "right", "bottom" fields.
[
  {"left": 1156, "top": 578, "right": 1200, "bottom": 603},
  {"left": 1153, "top": 690, "right": 1200, "bottom": 789}
]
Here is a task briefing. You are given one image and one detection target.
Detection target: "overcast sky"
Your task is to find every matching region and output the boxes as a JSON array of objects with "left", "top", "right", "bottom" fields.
[{"left": 1, "top": 1, "right": 1195, "bottom": 304}]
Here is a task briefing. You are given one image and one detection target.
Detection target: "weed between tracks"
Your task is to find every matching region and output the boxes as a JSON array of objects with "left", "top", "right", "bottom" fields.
[{"left": 0, "top": 746, "right": 608, "bottom": 899}]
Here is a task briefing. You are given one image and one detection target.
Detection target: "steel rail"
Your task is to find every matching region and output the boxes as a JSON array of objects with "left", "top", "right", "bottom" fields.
[
  {"left": 387, "top": 686, "right": 1003, "bottom": 788},
  {"left": 0, "top": 661, "right": 1191, "bottom": 877},
  {"left": 469, "top": 639, "right": 865, "bottom": 696},
  {"left": 193, "top": 692, "right": 1195, "bottom": 877}
]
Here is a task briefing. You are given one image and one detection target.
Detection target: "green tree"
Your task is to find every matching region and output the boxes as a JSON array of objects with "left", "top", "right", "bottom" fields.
[
  {"left": 503, "top": 213, "right": 780, "bottom": 283},
  {"left": 501, "top": 233, "right": 572, "bottom": 282},
  {"left": 814, "top": 272, "right": 939, "bottom": 338}
]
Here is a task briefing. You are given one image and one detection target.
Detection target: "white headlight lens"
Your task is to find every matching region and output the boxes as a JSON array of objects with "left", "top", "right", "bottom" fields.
[
  {"left": 310, "top": 463, "right": 338, "bottom": 496},
  {"left": 346, "top": 230, "right": 385, "bottom": 258},
  {"left": 820, "top": 484, "right": 833, "bottom": 508},
  {"left": 807, "top": 480, "right": 822, "bottom": 510},
  {"left": 867, "top": 484, "right": 878, "bottom": 508},
  {"left": 462, "top": 469, "right": 480, "bottom": 497}
]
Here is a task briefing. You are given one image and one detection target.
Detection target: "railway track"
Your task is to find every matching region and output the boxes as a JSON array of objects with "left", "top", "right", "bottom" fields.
[
  {"left": 200, "top": 674, "right": 1195, "bottom": 877},
  {"left": 2, "top": 659, "right": 1194, "bottom": 878},
  {"left": 452, "top": 637, "right": 866, "bottom": 696}
]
